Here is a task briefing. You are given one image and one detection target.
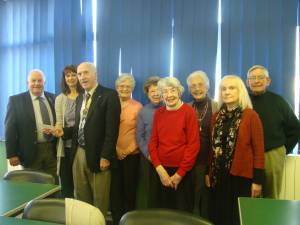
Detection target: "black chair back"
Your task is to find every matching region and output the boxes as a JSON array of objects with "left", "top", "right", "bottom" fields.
[
  {"left": 22, "top": 198, "right": 65, "bottom": 224},
  {"left": 119, "top": 209, "right": 214, "bottom": 225},
  {"left": 3, "top": 169, "right": 55, "bottom": 184}
]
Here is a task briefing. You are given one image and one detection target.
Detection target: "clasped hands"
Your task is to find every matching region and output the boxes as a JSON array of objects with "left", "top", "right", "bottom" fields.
[
  {"left": 156, "top": 165, "right": 182, "bottom": 190},
  {"left": 42, "top": 126, "right": 64, "bottom": 137}
]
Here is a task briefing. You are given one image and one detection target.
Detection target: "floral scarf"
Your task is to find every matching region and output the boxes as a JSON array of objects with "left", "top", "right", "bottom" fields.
[{"left": 210, "top": 105, "right": 242, "bottom": 187}]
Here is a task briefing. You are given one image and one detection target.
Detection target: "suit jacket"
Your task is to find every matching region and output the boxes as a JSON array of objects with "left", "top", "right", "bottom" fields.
[
  {"left": 67, "top": 85, "right": 121, "bottom": 173},
  {"left": 5, "top": 91, "right": 56, "bottom": 167}
]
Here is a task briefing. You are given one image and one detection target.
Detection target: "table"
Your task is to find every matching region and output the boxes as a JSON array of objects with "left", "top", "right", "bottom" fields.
[
  {"left": 0, "top": 180, "right": 60, "bottom": 216},
  {"left": 0, "top": 216, "right": 61, "bottom": 225},
  {"left": 238, "top": 197, "right": 300, "bottom": 225}
]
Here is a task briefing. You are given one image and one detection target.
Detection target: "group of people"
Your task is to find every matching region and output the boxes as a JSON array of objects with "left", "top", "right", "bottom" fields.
[{"left": 5, "top": 62, "right": 300, "bottom": 225}]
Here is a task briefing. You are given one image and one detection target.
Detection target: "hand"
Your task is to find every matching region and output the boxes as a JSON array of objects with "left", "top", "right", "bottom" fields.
[
  {"left": 100, "top": 158, "right": 110, "bottom": 171},
  {"left": 117, "top": 151, "right": 127, "bottom": 160},
  {"left": 251, "top": 183, "right": 262, "bottom": 198},
  {"left": 170, "top": 173, "right": 183, "bottom": 190},
  {"left": 53, "top": 127, "right": 64, "bottom": 137},
  {"left": 156, "top": 165, "right": 173, "bottom": 188},
  {"left": 205, "top": 175, "right": 211, "bottom": 188},
  {"left": 42, "top": 127, "right": 53, "bottom": 136},
  {"left": 9, "top": 156, "right": 20, "bottom": 166}
]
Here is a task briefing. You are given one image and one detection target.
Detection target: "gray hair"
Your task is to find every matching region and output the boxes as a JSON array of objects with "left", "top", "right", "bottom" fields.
[
  {"left": 186, "top": 70, "right": 210, "bottom": 88},
  {"left": 157, "top": 77, "right": 184, "bottom": 97},
  {"left": 247, "top": 65, "right": 269, "bottom": 78},
  {"left": 115, "top": 73, "right": 136, "bottom": 89},
  {"left": 218, "top": 75, "right": 253, "bottom": 110},
  {"left": 27, "top": 69, "right": 46, "bottom": 82},
  {"left": 79, "top": 62, "right": 97, "bottom": 75}
]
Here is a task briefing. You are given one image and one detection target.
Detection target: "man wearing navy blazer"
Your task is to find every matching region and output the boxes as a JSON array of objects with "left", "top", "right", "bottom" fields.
[
  {"left": 62, "top": 62, "right": 120, "bottom": 217},
  {"left": 5, "top": 69, "right": 57, "bottom": 179}
]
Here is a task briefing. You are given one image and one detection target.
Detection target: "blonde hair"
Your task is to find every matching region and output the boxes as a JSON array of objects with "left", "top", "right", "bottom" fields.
[
  {"left": 157, "top": 77, "right": 184, "bottom": 97},
  {"left": 218, "top": 75, "right": 253, "bottom": 110}
]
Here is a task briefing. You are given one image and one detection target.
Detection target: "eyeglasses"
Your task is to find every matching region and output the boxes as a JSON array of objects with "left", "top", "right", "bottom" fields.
[
  {"left": 118, "top": 84, "right": 132, "bottom": 90},
  {"left": 162, "top": 87, "right": 178, "bottom": 95},
  {"left": 189, "top": 83, "right": 205, "bottom": 90},
  {"left": 248, "top": 75, "right": 266, "bottom": 81}
]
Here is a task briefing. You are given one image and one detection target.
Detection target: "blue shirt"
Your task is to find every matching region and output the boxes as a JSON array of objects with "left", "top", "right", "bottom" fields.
[{"left": 136, "top": 103, "right": 161, "bottom": 158}]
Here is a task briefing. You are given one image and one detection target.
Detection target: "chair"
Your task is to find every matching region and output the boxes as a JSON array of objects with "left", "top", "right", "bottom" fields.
[
  {"left": 65, "top": 198, "right": 106, "bottom": 225},
  {"left": 22, "top": 198, "right": 65, "bottom": 224},
  {"left": 119, "top": 209, "right": 214, "bottom": 225},
  {"left": 3, "top": 169, "right": 55, "bottom": 184}
]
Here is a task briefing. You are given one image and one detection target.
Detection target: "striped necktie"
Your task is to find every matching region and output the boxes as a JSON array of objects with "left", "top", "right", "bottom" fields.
[{"left": 78, "top": 93, "right": 91, "bottom": 146}]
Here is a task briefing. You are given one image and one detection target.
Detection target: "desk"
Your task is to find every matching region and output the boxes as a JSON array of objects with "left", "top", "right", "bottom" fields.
[
  {"left": 0, "top": 216, "right": 61, "bottom": 225},
  {"left": 0, "top": 180, "right": 60, "bottom": 216},
  {"left": 238, "top": 197, "right": 300, "bottom": 225}
]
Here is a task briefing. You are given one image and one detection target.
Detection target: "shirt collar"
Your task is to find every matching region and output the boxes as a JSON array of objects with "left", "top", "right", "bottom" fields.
[
  {"left": 30, "top": 91, "right": 46, "bottom": 100},
  {"left": 85, "top": 83, "right": 98, "bottom": 97}
]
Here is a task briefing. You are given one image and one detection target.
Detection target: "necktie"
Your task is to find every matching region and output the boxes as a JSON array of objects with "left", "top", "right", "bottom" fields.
[
  {"left": 38, "top": 96, "right": 51, "bottom": 125},
  {"left": 78, "top": 93, "right": 91, "bottom": 146}
]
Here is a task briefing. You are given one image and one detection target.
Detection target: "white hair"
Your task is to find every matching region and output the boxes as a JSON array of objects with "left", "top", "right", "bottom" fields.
[
  {"left": 157, "top": 77, "right": 184, "bottom": 97},
  {"left": 78, "top": 62, "right": 97, "bottom": 76},
  {"left": 247, "top": 65, "right": 269, "bottom": 78},
  {"left": 27, "top": 69, "right": 46, "bottom": 82},
  {"left": 115, "top": 73, "right": 136, "bottom": 89},
  {"left": 186, "top": 70, "right": 210, "bottom": 88}
]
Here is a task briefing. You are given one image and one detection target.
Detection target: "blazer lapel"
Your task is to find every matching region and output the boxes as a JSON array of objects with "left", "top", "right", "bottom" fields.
[
  {"left": 44, "top": 93, "right": 56, "bottom": 123},
  {"left": 85, "top": 85, "right": 102, "bottom": 124},
  {"left": 24, "top": 92, "right": 36, "bottom": 123},
  {"left": 75, "top": 94, "right": 83, "bottom": 127}
]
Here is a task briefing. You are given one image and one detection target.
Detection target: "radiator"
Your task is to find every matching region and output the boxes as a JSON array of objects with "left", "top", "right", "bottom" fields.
[{"left": 279, "top": 155, "right": 300, "bottom": 200}]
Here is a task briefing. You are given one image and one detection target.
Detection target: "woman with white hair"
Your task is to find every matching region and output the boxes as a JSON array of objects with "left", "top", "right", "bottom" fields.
[
  {"left": 148, "top": 77, "right": 200, "bottom": 212},
  {"left": 207, "top": 75, "right": 264, "bottom": 225},
  {"left": 111, "top": 73, "right": 142, "bottom": 225},
  {"left": 186, "top": 70, "right": 218, "bottom": 217}
]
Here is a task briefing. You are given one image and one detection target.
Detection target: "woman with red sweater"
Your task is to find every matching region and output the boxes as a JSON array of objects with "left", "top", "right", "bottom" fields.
[
  {"left": 148, "top": 77, "right": 200, "bottom": 212},
  {"left": 207, "top": 75, "right": 264, "bottom": 225}
]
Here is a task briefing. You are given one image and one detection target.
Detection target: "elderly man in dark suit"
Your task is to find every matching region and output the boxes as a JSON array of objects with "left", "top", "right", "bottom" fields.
[
  {"left": 59, "top": 62, "right": 120, "bottom": 217},
  {"left": 5, "top": 69, "right": 57, "bottom": 179}
]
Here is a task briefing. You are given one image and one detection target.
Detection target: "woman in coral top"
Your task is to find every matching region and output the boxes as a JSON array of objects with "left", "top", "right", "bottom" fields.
[
  {"left": 207, "top": 75, "right": 264, "bottom": 225},
  {"left": 111, "top": 74, "right": 142, "bottom": 225},
  {"left": 148, "top": 77, "right": 200, "bottom": 212}
]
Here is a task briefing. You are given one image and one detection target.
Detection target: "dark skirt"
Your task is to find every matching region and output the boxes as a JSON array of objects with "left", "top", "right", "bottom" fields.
[
  {"left": 151, "top": 167, "right": 194, "bottom": 213},
  {"left": 210, "top": 169, "right": 252, "bottom": 225}
]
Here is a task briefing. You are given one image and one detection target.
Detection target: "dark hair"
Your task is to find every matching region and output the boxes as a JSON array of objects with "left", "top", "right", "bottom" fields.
[
  {"left": 60, "top": 65, "right": 83, "bottom": 94},
  {"left": 143, "top": 76, "right": 161, "bottom": 94}
]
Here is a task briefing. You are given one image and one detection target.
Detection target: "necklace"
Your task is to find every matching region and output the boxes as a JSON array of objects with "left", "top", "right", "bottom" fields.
[{"left": 194, "top": 102, "right": 208, "bottom": 131}]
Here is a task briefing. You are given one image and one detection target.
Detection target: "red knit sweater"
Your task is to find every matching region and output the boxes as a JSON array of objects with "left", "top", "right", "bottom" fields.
[
  {"left": 149, "top": 104, "right": 200, "bottom": 177},
  {"left": 210, "top": 108, "right": 265, "bottom": 180}
]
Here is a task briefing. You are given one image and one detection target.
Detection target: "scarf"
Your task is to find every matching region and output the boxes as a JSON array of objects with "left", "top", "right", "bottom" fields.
[{"left": 210, "top": 105, "right": 242, "bottom": 187}]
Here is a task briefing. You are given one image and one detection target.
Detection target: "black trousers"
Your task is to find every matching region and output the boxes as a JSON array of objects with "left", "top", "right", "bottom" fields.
[
  {"left": 136, "top": 155, "right": 157, "bottom": 208},
  {"left": 151, "top": 167, "right": 194, "bottom": 213},
  {"left": 59, "top": 147, "right": 74, "bottom": 198},
  {"left": 110, "top": 154, "right": 140, "bottom": 225},
  {"left": 191, "top": 164, "right": 211, "bottom": 218}
]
